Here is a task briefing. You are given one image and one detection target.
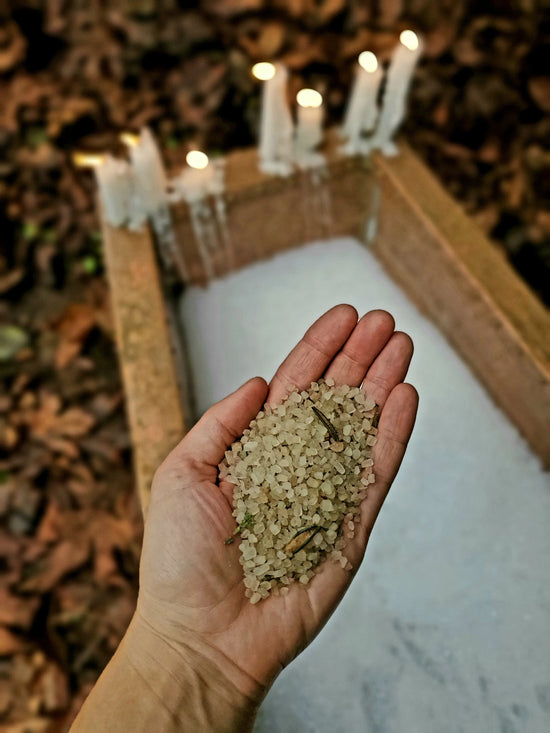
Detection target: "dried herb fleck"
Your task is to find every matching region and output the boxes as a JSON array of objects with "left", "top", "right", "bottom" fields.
[
  {"left": 284, "top": 526, "right": 321, "bottom": 555},
  {"left": 225, "top": 511, "right": 254, "bottom": 545},
  {"left": 311, "top": 406, "right": 339, "bottom": 441}
]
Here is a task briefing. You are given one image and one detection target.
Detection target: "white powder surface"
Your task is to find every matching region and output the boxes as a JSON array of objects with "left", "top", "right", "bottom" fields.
[{"left": 180, "top": 237, "right": 550, "bottom": 733}]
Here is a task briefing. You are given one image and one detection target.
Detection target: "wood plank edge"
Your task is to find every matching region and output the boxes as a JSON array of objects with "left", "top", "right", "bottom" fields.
[
  {"left": 101, "top": 218, "right": 187, "bottom": 515},
  {"left": 371, "top": 148, "right": 550, "bottom": 467}
]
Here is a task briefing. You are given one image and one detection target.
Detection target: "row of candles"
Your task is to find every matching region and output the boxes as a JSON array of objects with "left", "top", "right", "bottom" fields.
[
  {"left": 75, "top": 29, "right": 423, "bottom": 229},
  {"left": 256, "top": 29, "right": 422, "bottom": 171}
]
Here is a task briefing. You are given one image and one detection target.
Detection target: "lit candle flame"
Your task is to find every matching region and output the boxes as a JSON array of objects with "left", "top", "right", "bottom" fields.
[
  {"left": 120, "top": 132, "right": 140, "bottom": 148},
  {"left": 358, "top": 51, "right": 378, "bottom": 73},
  {"left": 399, "top": 30, "right": 419, "bottom": 51},
  {"left": 296, "top": 88, "right": 323, "bottom": 109},
  {"left": 252, "top": 62, "right": 276, "bottom": 81},
  {"left": 186, "top": 150, "right": 209, "bottom": 170},
  {"left": 72, "top": 152, "right": 105, "bottom": 168}
]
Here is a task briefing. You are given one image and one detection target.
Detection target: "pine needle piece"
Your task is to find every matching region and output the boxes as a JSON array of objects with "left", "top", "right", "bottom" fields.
[{"left": 311, "top": 406, "right": 339, "bottom": 441}]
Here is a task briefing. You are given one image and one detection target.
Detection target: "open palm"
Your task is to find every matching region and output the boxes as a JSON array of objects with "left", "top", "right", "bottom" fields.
[{"left": 136, "top": 306, "right": 418, "bottom": 694}]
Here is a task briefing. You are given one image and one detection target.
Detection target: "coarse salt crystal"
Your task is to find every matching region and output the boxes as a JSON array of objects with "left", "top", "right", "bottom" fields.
[{"left": 220, "top": 378, "right": 376, "bottom": 603}]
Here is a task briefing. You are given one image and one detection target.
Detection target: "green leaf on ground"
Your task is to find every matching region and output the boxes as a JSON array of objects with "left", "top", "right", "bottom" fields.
[
  {"left": 22, "top": 222, "right": 39, "bottom": 240},
  {"left": 0, "top": 325, "right": 29, "bottom": 361},
  {"left": 81, "top": 255, "right": 99, "bottom": 275}
]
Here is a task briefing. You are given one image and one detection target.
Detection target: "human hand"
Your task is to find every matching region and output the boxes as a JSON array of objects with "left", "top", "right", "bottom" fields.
[{"left": 133, "top": 306, "right": 418, "bottom": 712}]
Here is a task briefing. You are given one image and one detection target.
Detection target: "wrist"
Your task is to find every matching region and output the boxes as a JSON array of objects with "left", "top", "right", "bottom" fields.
[
  {"left": 72, "top": 613, "right": 263, "bottom": 732},
  {"left": 122, "top": 613, "right": 263, "bottom": 732}
]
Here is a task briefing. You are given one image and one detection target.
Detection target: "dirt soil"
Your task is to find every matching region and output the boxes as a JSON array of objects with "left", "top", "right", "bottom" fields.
[{"left": 0, "top": 1, "right": 549, "bottom": 729}]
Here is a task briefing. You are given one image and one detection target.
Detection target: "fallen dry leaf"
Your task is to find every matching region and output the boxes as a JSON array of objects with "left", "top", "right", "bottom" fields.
[
  {"left": 1, "top": 717, "right": 53, "bottom": 733},
  {"left": 0, "top": 478, "right": 15, "bottom": 516},
  {"left": 238, "top": 20, "right": 286, "bottom": 58},
  {"left": 528, "top": 76, "right": 550, "bottom": 113},
  {"left": 24, "top": 393, "right": 62, "bottom": 439},
  {"left": 40, "top": 434, "right": 79, "bottom": 459},
  {"left": 54, "top": 303, "right": 96, "bottom": 370},
  {"left": 90, "top": 512, "right": 135, "bottom": 584},
  {"left": 23, "top": 393, "right": 95, "bottom": 457},
  {"left": 202, "top": 0, "right": 263, "bottom": 17},
  {"left": 35, "top": 501, "right": 64, "bottom": 544},
  {"left": 55, "top": 407, "right": 95, "bottom": 438},
  {"left": 15, "top": 143, "right": 64, "bottom": 170},
  {"left": 0, "top": 267, "right": 24, "bottom": 295},
  {"left": 0, "top": 589, "right": 41, "bottom": 631},
  {"left": 21, "top": 537, "right": 91, "bottom": 593},
  {"left": 0, "top": 21, "right": 27, "bottom": 73},
  {"left": 0, "top": 419, "right": 19, "bottom": 451},
  {"left": 0, "top": 679, "right": 13, "bottom": 717},
  {"left": 0, "top": 627, "right": 25, "bottom": 655},
  {"left": 87, "top": 391, "right": 122, "bottom": 421},
  {"left": 34, "top": 662, "right": 69, "bottom": 713}
]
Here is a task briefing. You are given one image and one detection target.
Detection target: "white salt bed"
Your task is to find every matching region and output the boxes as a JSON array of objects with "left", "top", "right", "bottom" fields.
[{"left": 179, "top": 237, "right": 550, "bottom": 733}]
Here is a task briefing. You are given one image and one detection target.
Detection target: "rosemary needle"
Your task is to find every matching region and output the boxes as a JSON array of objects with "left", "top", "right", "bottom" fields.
[
  {"left": 225, "top": 511, "right": 254, "bottom": 545},
  {"left": 311, "top": 405, "right": 339, "bottom": 441}
]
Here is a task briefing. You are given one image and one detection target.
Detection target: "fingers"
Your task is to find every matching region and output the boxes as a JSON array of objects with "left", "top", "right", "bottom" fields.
[
  {"left": 302, "top": 383, "right": 418, "bottom": 626},
  {"left": 267, "top": 304, "right": 358, "bottom": 405},
  {"left": 356, "top": 382, "right": 419, "bottom": 545},
  {"left": 361, "top": 331, "right": 414, "bottom": 409},
  {"left": 325, "top": 310, "right": 395, "bottom": 387},
  {"left": 166, "top": 377, "right": 269, "bottom": 473}
]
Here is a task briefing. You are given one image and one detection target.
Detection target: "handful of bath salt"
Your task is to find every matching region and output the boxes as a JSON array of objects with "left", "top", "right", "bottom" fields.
[{"left": 218, "top": 378, "right": 378, "bottom": 604}]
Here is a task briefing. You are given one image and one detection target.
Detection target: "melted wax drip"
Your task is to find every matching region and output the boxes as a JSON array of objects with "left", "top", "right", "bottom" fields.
[{"left": 299, "top": 158, "right": 333, "bottom": 241}]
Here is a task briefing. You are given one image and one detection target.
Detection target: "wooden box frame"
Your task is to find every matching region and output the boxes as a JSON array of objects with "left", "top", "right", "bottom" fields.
[{"left": 101, "top": 140, "right": 550, "bottom": 515}]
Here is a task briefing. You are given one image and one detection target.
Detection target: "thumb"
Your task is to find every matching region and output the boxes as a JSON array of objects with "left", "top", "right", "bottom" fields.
[{"left": 167, "top": 377, "right": 268, "bottom": 471}]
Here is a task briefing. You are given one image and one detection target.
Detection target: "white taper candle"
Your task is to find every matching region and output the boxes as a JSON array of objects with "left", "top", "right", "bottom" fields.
[
  {"left": 126, "top": 127, "right": 168, "bottom": 212},
  {"left": 95, "top": 155, "right": 134, "bottom": 227},
  {"left": 371, "top": 30, "right": 423, "bottom": 156},
  {"left": 294, "top": 88, "right": 324, "bottom": 162},
  {"left": 253, "top": 62, "right": 294, "bottom": 175},
  {"left": 342, "top": 51, "right": 383, "bottom": 154}
]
